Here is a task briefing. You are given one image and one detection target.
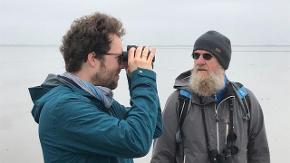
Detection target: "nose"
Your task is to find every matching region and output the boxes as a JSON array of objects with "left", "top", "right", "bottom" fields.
[
  {"left": 194, "top": 55, "right": 206, "bottom": 65},
  {"left": 119, "top": 61, "right": 127, "bottom": 69}
]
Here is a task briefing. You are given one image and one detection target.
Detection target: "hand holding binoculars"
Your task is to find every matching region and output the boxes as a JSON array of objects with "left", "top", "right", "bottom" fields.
[{"left": 121, "top": 45, "right": 155, "bottom": 63}]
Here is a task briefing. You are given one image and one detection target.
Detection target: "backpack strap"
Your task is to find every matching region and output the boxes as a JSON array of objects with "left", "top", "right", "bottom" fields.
[
  {"left": 230, "top": 82, "right": 251, "bottom": 120},
  {"left": 230, "top": 82, "right": 252, "bottom": 139},
  {"left": 175, "top": 89, "right": 191, "bottom": 143},
  {"left": 178, "top": 90, "right": 192, "bottom": 126},
  {"left": 175, "top": 89, "right": 191, "bottom": 163}
]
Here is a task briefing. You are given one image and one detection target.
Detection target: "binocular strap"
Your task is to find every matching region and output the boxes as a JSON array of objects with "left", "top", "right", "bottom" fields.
[{"left": 201, "top": 98, "right": 237, "bottom": 163}]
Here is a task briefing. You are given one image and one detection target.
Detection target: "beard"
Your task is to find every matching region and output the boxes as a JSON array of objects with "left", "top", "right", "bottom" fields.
[
  {"left": 106, "top": 80, "right": 118, "bottom": 90},
  {"left": 91, "top": 60, "right": 119, "bottom": 90},
  {"left": 189, "top": 66, "right": 225, "bottom": 97}
]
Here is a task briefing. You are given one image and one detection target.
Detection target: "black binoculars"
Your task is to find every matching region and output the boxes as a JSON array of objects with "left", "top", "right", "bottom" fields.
[
  {"left": 121, "top": 45, "right": 155, "bottom": 63},
  {"left": 208, "top": 146, "right": 239, "bottom": 163}
]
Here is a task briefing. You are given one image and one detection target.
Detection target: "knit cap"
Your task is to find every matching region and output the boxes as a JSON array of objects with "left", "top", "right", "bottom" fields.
[{"left": 193, "top": 30, "right": 231, "bottom": 69}]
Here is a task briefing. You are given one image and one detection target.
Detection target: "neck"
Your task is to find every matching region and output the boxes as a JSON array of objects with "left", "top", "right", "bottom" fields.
[
  {"left": 215, "top": 75, "right": 228, "bottom": 102},
  {"left": 72, "top": 70, "right": 93, "bottom": 84}
]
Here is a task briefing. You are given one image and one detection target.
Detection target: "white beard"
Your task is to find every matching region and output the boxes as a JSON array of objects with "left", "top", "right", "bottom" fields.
[{"left": 189, "top": 67, "right": 225, "bottom": 97}]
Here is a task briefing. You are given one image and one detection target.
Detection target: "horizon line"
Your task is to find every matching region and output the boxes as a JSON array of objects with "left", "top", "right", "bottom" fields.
[{"left": 1, "top": 44, "right": 290, "bottom": 48}]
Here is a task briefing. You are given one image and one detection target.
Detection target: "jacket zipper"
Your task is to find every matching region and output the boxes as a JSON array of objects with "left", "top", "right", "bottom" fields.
[
  {"left": 215, "top": 95, "right": 235, "bottom": 153},
  {"left": 215, "top": 102, "right": 220, "bottom": 153}
]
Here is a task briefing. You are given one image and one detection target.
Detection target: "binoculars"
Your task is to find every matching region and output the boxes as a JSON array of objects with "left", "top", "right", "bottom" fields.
[
  {"left": 208, "top": 146, "right": 239, "bottom": 163},
  {"left": 121, "top": 45, "right": 155, "bottom": 63}
]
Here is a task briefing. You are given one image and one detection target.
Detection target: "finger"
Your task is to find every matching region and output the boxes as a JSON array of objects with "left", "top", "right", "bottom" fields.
[
  {"left": 141, "top": 46, "right": 149, "bottom": 59},
  {"left": 147, "top": 48, "right": 156, "bottom": 62},
  {"left": 148, "top": 48, "right": 156, "bottom": 63},
  {"left": 135, "top": 46, "right": 143, "bottom": 59},
  {"left": 128, "top": 47, "right": 136, "bottom": 63}
]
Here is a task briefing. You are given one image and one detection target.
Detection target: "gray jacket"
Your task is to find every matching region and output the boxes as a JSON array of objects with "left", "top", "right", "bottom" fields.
[{"left": 151, "top": 70, "right": 270, "bottom": 163}]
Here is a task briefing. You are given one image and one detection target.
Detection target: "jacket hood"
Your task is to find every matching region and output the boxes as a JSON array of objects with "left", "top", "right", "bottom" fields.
[
  {"left": 173, "top": 70, "right": 192, "bottom": 91},
  {"left": 29, "top": 74, "right": 75, "bottom": 123}
]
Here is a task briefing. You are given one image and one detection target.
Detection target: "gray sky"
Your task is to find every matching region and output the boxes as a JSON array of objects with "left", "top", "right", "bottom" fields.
[{"left": 1, "top": 0, "right": 290, "bottom": 46}]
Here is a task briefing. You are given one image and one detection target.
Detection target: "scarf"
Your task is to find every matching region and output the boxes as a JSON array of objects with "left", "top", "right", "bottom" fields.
[{"left": 61, "top": 72, "right": 113, "bottom": 108}]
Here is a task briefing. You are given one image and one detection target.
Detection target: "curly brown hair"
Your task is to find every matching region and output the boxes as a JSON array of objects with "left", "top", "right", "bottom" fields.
[{"left": 60, "top": 12, "right": 125, "bottom": 72}]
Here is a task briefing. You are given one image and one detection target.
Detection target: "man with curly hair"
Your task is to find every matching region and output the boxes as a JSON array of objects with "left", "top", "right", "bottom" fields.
[{"left": 29, "top": 12, "right": 162, "bottom": 163}]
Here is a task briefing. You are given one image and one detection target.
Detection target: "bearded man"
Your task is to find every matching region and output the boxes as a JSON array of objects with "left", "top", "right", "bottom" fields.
[{"left": 151, "top": 31, "right": 270, "bottom": 163}]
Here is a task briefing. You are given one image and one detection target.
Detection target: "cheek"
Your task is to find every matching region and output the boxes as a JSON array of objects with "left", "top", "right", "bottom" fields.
[
  {"left": 207, "top": 61, "right": 219, "bottom": 70},
  {"left": 193, "top": 61, "right": 198, "bottom": 67}
]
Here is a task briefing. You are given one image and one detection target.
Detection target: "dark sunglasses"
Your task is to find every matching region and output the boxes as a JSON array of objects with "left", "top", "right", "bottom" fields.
[{"left": 192, "top": 52, "right": 213, "bottom": 60}]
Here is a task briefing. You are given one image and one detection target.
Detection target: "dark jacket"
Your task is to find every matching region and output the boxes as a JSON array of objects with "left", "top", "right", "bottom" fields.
[
  {"left": 29, "top": 69, "right": 162, "bottom": 163},
  {"left": 151, "top": 70, "right": 270, "bottom": 163}
]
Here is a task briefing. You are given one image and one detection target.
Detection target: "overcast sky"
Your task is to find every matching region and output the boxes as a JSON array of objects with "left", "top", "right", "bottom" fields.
[{"left": 1, "top": 0, "right": 290, "bottom": 46}]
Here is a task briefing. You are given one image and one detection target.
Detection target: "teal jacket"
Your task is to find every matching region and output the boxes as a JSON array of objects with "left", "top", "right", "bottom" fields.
[{"left": 29, "top": 69, "right": 162, "bottom": 163}]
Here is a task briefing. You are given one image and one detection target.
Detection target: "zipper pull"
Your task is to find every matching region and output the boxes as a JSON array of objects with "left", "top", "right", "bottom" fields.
[{"left": 215, "top": 114, "right": 220, "bottom": 122}]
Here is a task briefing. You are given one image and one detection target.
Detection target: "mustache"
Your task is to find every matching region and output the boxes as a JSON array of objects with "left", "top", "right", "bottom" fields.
[{"left": 193, "top": 66, "right": 208, "bottom": 72}]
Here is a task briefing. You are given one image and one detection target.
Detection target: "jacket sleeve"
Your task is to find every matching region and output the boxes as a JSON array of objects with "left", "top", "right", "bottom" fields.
[
  {"left": 127, "top": 69, "right": 163, "bottom": 139},
  {"left": 247, "top": 90, "right": 270, "bottom": 163},
  {"left": 153, "top": 104, "right": 163, "bottom": 138},
  {"left": 53, "top": 69, "right": 160, "bottom": 158},
  {"left": 151, "top": 91, "right": 179, "bottom": 163}
]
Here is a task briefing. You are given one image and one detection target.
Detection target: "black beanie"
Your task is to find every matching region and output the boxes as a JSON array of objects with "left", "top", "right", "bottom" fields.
[{"left": 193, "top": 30, "right": 231, "bottom": 70}]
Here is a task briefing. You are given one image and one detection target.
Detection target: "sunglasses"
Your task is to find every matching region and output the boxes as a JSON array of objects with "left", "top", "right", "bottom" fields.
[{"left": 192, "top": 52, "right": 213, "bottom": 60}]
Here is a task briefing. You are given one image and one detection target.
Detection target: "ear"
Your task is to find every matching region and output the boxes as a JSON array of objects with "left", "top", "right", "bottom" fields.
[{"left": 87, "top": 52, "right": 99, "bottom": 67}]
